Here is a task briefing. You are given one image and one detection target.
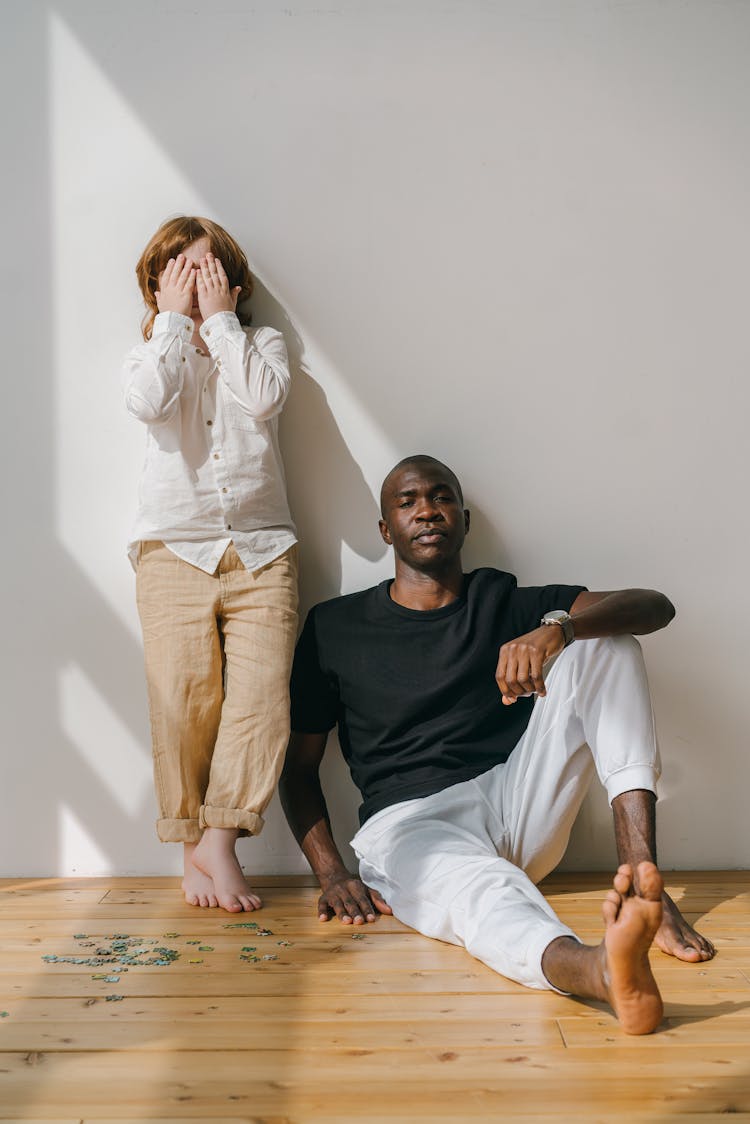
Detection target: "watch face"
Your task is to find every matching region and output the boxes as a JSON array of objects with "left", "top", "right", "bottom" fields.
[{"left": 541, "top": 610, "right": 574, "bottom": 646}]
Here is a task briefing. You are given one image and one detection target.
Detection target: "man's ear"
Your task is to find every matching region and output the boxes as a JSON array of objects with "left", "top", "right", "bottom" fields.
[
  {"left": 378, "top": 519, "right": 392, "bottom": 546},
  {"left": 464, "top": 509, "right": 470, "bottom": 535}
]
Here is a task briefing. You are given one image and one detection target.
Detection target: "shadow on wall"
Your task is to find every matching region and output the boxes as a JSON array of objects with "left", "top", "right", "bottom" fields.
[
  {"left": 50, "top": 280, "right": 387, "bottom": 878},
  {"left": 250, "top": 279, "right": 388, "bottom": 610}
]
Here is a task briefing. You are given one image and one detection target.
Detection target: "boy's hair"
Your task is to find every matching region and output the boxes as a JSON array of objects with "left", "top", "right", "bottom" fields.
[{"left": 135, "top": 216, "right": 254, "bottom": 340}]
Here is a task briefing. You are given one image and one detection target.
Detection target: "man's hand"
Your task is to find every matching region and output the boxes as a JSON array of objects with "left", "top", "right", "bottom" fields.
[
  {"left": 155, "top": 254, "right": 195, "bottom": 316},
  {"left": 196, "top": 252, "right": 241, "bottom": 321},
  {"left": 317, "top": 873, "right": 392, "bottom": 925},
  {"left": 495, "top": 624, "right": 565, "bottom": 705}
]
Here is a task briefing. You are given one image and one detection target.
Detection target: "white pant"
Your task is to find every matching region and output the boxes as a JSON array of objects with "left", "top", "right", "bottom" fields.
[{"left": 351, "top": 635, "right": 661, "bottom": 991}]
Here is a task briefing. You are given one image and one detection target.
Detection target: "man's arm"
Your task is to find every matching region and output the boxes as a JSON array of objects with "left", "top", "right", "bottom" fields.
[
  {"left": 496, "top": 588, "right": 675, "bottom": 705},
  {"left": 279, "top": 731, "right": 392, "bottom": 925}
]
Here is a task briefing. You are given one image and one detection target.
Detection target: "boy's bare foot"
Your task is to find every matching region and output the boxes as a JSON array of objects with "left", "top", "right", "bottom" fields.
[
  {"left": 654, "top": 891, "right": 715, "bottom": 962},
  {"left": 600, "top": 862, "right": 664, "bottom": 1035},
  {"left": 192, "top": 827, "right": 262, "bottom": 913},
  {"left": 182, "top": 842, "right": 218, "bottom": 908}
]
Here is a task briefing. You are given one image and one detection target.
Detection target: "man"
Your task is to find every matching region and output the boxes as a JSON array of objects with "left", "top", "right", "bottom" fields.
[{"left": 280, "top": 455, "right": 714, "bottom": 1035}]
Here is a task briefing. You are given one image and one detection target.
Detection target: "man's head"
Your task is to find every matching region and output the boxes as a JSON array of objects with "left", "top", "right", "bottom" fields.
[{"left": 378, "top": 455, "right": 469, "bottom": 570}]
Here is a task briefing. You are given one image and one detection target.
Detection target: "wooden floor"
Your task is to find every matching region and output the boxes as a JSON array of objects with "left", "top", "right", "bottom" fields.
[{"left": 0, "top": 873, "right": 749, "bottom": 1122}]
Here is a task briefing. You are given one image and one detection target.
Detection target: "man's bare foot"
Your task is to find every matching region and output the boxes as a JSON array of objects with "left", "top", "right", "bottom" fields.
[
  {"left": 600, "top": 862, "right": 664, "bottom": 1035},
  {"left": 654, "top": 891, "right": 715, "bottom": 962},
  {"left": 192, "top": 827, "right": 262, "bottom": 913},
  {"left": 182, "top": 842, "right": 218, "bottom": 908}
]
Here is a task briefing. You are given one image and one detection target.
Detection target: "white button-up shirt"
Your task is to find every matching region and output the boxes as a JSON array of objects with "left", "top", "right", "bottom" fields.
[{"left": 123, "top": 310, "right": 296, "bottom": 574}]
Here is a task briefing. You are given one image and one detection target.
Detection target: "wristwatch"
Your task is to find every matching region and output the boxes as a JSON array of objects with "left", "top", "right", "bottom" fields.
[{"left": 540, "top": 609, "right": 575, "bottom": 647}]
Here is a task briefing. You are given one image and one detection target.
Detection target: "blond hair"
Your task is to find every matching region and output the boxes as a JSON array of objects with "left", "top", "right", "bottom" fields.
[{"left": 135, "top": 216, "right": 254, "bottom": 340}]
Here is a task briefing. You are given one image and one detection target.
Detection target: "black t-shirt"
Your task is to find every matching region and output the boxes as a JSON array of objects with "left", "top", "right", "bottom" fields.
[{"left": 290, "top": 568, "right": 586, "bottom": 825}]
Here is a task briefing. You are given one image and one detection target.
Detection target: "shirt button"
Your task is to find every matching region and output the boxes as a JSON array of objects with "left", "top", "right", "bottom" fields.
[
  {"left": 213, "top": 453, "right": 219, "bottom": 460},
  {"left": 206, "top": 419, "right": 213, "bottom": 426},
  {"left": 222, "top": 487, "right": 228, "bottom": 493},
  {"left": 204, "top": 328, "right": 211, "bottom": 336},
  {"left": 227, "top": 524, "right": 232, "bottom": 530}
]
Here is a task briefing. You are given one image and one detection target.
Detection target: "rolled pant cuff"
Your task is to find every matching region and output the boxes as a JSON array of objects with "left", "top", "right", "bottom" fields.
[
  {"left": 199, "top": 805, "right": 264, "bottom": 836},
  {"left": 604, "top": 764, "right": 660, "bottom": 806},
  {"left": 157, "top": 817, "right": 202, "bottom": 843}
]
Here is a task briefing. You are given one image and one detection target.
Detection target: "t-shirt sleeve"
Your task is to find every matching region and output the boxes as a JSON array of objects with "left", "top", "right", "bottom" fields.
[
  {"left": 290, "top": 607, "right": 340, "bottom": 733},
  {"left": 508, "top": 582, "right": 588, "bottom": 638}
]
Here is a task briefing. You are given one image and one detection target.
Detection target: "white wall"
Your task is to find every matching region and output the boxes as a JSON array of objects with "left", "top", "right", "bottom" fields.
[{"left": 2, "top": 0, "right": 748, "bottom": 876}]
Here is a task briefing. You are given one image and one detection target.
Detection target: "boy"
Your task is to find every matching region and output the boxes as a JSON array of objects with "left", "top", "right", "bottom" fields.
[{"left": 124, "top": 216, "right": 298, "bottom": 912}]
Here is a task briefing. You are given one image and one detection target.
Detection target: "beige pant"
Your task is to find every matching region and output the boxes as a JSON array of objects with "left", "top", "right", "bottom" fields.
[{"left": 135, "top": 541, "right": 299, "bottom": 843}]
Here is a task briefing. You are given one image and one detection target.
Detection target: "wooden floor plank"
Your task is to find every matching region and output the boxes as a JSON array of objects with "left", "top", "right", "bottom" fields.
[
  {"left": 4, "top": 911, "right": 748, "bottom": 940},
  {"left": 1, "top": 873, "right": 749, "bottom": 1120},
  {"left": 0, "top": 1016, "right": 562, "bottom": 1052},
  {"left": 74, "top": 1115, "right": 750, "bottom": 1124},
  {"left": 1, "top": 1046, "right": 750, "bottom": 1114},
  {"left": 0, "top": 967, "right": 524, "bottom": 999},
  {"left": 75, "top": 1117, "right": 750, "bottom": 1124},
  {"left": 4, "top": 990, "right": 749, "bottom": 1023}
]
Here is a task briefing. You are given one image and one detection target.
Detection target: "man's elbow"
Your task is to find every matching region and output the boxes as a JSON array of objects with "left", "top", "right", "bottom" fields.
[{"left": 653, "top": 591, "right": 676, "bottom": 629}]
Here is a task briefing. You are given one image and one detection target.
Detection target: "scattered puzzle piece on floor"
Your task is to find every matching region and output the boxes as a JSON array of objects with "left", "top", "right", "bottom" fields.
[{"left": 43, "top": 933, "right": 181, "bottom": 970}]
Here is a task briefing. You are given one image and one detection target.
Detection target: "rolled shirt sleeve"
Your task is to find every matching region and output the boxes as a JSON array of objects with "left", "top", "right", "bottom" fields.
[
  {"left": 121, "top": 312, "right": 193, "bottom": 423},
  {"left": 199, "top": 312, "right": 291, "bottom": 422}
]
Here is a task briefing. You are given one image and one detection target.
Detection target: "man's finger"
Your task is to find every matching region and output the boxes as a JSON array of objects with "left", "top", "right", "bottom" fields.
[
  {"left": 517, "top": 658, "right": 535, "bottom": 696},
  {"left": 317, "top": 894, "right": 334, "bottom": 922},
  {"left": 352, "top": 888, "right": 377, "bottom": 922},
  {"left": 504, "top": 654, "right": 523, "bottom": 697},
  {"left": 338, "top": 893, "right": 366, "bottom": 923},
  {"left": 369, "top": 888, "right": 393, "bottom": 915},
  {"left": 495, "top": 651, "right": 509, "bottom": 698},
  {"left": 325, "top": 892, "right": 354, "bottom": 924},
  {"left": 530, "top": 654, "right": 546, "bottom": 696}
]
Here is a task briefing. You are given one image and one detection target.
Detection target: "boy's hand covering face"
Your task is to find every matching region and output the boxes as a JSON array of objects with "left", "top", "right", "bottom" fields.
[
  {"left": 196, "top": 252, "right": 242, "bottom": 320},
  {"left": 155, "top": 254, "right": 195, "bottom": 317}
]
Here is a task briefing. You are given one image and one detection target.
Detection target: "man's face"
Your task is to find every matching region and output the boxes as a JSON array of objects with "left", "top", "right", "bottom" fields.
[{"left": 379, "top": 462, "right": 469, "bottom": 568}]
